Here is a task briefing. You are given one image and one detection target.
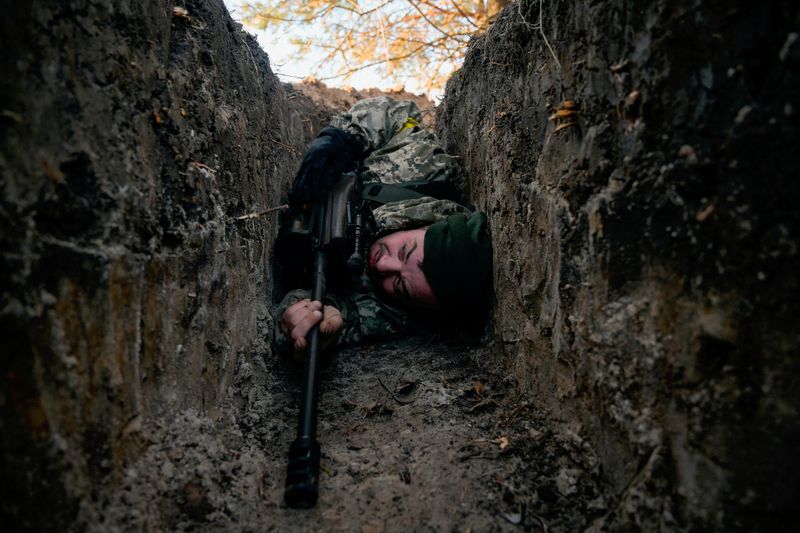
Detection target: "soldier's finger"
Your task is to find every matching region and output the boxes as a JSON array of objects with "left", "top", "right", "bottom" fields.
[
  {"left": 290, "top": 309, "right": 323, "bottom": 342},
  {"left": 283, "top": 299, "right": 318, "bottom": 326},
  {"left": 294, "top": 336, "right": 307, "bottom": 352},
  {"left": 282, "top": 300, "right": 308, "bottom": 326},
  {"left": 320, "top": 305, "right": 344, "bottom": 335}
]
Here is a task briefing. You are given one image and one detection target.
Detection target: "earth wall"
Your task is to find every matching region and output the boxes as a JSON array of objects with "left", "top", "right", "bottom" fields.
[
  {"left": 0, "top": 0, "right": 316, "bottom": 528},
  {"left": 438, "top": 1, "right": 800, "bottom": 530}
]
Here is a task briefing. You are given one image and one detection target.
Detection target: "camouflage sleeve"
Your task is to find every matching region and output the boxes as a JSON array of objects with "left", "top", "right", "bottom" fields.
[
  {"left": 272, "top": 289, "right": 313, "bottom": 355},
  {"left": 329, "top": 96, "right": 422, "bottom": 151},
  {"left": 359, "top": 128, "right": 456, "bottom": 186},
  {"left": 336, "top": 292, "right": 425, "bottom": 346},
  {"left": 272, "top": 287, "right": 424, "bottom": 354},
  {"left": 330, "top": 96, "right": 458, "bottom": 189},
  {"left": 372, "top": 196, "right": 471, "bottom": 233}
]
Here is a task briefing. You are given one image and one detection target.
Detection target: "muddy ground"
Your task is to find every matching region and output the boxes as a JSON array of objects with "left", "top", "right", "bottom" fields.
[{"left": 86, "top": 335, "right": 605, "bottom": 532}]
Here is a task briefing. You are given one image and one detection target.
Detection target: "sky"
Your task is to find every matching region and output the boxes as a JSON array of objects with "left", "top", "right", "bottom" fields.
[{"left": 222, "top": 0, "right": 441, "bottom": 98}]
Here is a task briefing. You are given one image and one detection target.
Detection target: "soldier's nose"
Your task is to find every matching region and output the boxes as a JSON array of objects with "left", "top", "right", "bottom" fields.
[{"left": 375, "top": 254, "right": 399, "bottom": 272}]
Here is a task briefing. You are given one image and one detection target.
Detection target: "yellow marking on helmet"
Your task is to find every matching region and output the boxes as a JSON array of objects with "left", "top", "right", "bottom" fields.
[{"left": 400, "top": 117, "right": 420, "bottom": 131}]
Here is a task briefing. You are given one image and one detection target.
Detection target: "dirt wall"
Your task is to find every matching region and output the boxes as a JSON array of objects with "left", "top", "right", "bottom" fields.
[
  {"left": 0, "top": 0, "right": 317, "bottom": 528},
  {"left": 438, "top": 1, "right": 799, "bottom": 530}
]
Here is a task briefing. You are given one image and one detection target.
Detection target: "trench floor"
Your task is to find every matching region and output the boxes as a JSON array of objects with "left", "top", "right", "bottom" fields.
[{"left": 93, "top": 337, "right": 604, "bottom": 532}]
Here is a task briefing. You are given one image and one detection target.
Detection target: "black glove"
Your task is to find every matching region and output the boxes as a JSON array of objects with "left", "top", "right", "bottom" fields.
[{"left": 289, "top": 127, "right": 366, "bottom": 206}]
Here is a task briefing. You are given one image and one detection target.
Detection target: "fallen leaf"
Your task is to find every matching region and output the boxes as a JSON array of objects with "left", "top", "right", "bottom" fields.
[
  {"left": 119, "top": 414, "right": 142, "bottom": 438},
  {"left": 1, "top": 109, "right": 24, "bottom": 124},
  {"left": 173, "top": 6, "right": 190, "bottom": 18},
  {"left": 41, "top": 157, "right": 65, "bottom": 182},
  {"left": 497, "top": 436, "right": 510, "bottom": 451},
  {"left": 474, "top": 382, "right": 484, "bottom": 396},
  {"left": 361, "top": 402, "right": 393, "bottom": 417},
  {"left": 548, "top": 108, "right": 578, "bottom": 121},
  {"left": 625, "top": 90, "right": 641, "bottom": 108},
  {"left": 395, "top": 380, "right": 417, "bottom": 395},
  {"left": 528, "top": 428, "right": 545, "bottom": 440},
  {"left": 609, "top": 59, "right": 630, "bottom": 73},
  {"left": 696, "top": 203, "right": 715, "bottom": 222}
]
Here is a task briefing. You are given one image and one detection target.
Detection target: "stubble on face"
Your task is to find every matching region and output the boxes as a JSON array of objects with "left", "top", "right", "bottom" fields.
[{"left": 368, "top": 228, "right": 438, "bottom": 310}]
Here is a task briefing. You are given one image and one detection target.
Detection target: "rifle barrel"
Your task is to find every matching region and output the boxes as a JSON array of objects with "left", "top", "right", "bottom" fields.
[{"left": 284, "top": 244, "right": 327, "bottom": 509}]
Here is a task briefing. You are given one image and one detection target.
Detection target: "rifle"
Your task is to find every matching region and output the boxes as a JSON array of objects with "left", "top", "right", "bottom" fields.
[{"left": 279, "top": 172, "right": 372, "bottom": 508}]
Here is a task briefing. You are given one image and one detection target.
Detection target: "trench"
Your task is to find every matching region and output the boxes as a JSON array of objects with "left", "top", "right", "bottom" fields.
[
  {"left": 2, "top": 0, "right": 799, "bottom": 532},
  {"left": 94, "top": 336, "right": 603, "bottom": 531}
]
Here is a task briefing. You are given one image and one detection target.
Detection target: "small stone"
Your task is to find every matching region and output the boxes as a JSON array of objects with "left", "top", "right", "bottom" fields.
[
  {"left": 678, "top": 144, "right": 698, "bottom": 165},
  {"left": 735, "top": 105, "right": 752, "bottom": 124},
  {"left": 555, "top": 468, "right": 579, "bottom": 496},
  {"left": 587, "top": 494, "right": 607, "bottom": 510},
  {"left": 168, "top": 447, "right": 185, "bottom": 461},
  {"left": 779, "top": 32, "right": 798, "bottom": 62},
  {"left": 40, "top": 290, "right": 57, "bottom": 306},
  {"left": 161, "top": 460, "right": 175, "bottom": 479},
  {"left": 182, "top": 479, "right": 213, "bottom": 520}
]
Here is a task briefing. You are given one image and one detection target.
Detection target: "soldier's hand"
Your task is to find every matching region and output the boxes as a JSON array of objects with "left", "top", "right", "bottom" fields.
[
  {"left": 281, "top": 299, "right": 344, "bottom": 357},
  {"left": 289, "top": 127, "right": 365, "bottom": 205}
]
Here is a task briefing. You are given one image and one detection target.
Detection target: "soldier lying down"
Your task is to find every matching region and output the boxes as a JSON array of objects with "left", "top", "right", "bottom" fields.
[{"left": 272, "top": 97, "right": 492, "bottom": 357}]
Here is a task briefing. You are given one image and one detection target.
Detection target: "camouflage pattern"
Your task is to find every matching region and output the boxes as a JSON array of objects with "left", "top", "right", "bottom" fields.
[
  {"left": 373, "top": 196, "right": 470, "bottom": 234},
  {"left": 330, "top": 97, "right": 456, "bottom": 186},
  {"left": 329, "top": 96, "right": 422, "bottom": 150},
  {"left": 274, "top": 97, "right": 465, "bottom": 353}
]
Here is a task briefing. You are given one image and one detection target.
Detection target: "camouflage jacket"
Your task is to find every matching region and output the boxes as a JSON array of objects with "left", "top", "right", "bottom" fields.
[{"left": 273, "top": 97, "right": 469, "bottom": 353}]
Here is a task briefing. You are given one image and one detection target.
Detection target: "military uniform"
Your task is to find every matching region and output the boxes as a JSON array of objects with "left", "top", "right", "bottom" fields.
[{"left": 273, "top": 97, "right": 470, "bottom": 353}]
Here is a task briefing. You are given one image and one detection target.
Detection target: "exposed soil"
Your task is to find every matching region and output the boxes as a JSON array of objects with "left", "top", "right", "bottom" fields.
[
  {"left": 2, "top": 0, "right": 798, "bottom": 531},
  {"left": 287, "top": 79, "right": 436, "bottom": 130},
  {"left": 438, "top": 1, "right": 800, "bottom": 529},
  {"left": 1, "top": 2, "right": 603, "bottom": 530},
  {"left": 84, "top": 335, "right": 604, "bottom": 532}
]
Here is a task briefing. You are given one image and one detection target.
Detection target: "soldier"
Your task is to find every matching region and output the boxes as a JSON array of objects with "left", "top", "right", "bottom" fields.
[{"left": 273, "top": 97, "right": 492, "bottom": 357}]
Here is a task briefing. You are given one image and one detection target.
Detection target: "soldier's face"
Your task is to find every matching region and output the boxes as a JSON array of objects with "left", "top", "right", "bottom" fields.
[{"left": 368, "top": 227, "right": 439, "bottom": 310}]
